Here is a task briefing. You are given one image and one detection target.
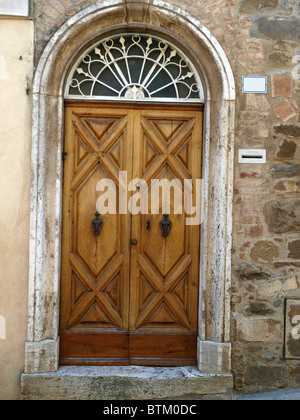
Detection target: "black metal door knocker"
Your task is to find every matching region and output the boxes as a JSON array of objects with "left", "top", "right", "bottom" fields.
[
  {"left": 160, "top": 214, "right": 172, "bottom": 238},
  {"left": 91, "top": 212, "right": 104, "bottom": 236}
]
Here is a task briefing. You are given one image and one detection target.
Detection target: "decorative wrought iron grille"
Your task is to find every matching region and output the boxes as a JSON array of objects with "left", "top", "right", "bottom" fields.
[{"left": 66, "top": 34, "right": 204, "bottom": 102}]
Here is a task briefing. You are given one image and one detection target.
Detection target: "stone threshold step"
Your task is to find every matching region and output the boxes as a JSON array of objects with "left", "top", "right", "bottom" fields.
[{"left": 21, "top": 366, "right": 233, "bottom": 400}]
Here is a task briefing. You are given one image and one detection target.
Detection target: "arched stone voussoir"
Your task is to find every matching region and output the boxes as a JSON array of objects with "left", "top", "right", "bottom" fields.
[{"left": 33, "top": 1, "right": 235, "bottom": 103}]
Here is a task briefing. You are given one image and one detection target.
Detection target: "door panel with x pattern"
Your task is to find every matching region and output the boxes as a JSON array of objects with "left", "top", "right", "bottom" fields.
[
  {"left": 130, "top": 109, "right": 202, "bottom": 337},
  {"left": 60, "top": 108, "right": 133, "bottom": 336}
]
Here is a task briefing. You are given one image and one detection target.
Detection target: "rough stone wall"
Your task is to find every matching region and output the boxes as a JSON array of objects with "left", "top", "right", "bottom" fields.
[{"left": 31, "top": 0, "right": 300, "bottom": 393}]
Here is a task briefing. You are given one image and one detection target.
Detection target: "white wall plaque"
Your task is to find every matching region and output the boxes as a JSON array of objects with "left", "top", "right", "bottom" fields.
[
  {"left": 0, "top": 315, "right": 6, "bottom": 339},
  {"left": 0, "top": 0, "right": 28, "bottom": 17},
  {"left": 239, "top": 149, "right": 266, "bottom": 164},
  {"left": 242, "top": 77, "right": 267, "bottom": 94}
]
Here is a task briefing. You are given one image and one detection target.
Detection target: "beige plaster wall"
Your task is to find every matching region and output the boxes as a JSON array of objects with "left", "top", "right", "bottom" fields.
[{"left": 0, "top": 18, "right": 33, "bottom": 400}]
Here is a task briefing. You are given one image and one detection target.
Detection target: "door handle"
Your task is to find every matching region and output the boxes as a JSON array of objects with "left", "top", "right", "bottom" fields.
[
  {"left": 91, "top": 212, "right": 104, "bottom": 236},
  {"left": 160, "top": 214, "right": 172, "bottom": 238}
]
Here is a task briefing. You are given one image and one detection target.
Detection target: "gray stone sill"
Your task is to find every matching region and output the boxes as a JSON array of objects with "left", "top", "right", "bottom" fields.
[{"left": 21, "top": 366, "right": 234, "bottom": 400}]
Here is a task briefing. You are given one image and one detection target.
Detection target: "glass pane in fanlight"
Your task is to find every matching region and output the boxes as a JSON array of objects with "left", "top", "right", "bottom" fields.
[
  {"left": 148, "top": 69, "right": 176, "bottom": 98},
  {"left": 128, "top": 58, "right": 144, "bottom": 84},
  {"left": 92, "top": 66, "right": 123, "bottom": 97}
]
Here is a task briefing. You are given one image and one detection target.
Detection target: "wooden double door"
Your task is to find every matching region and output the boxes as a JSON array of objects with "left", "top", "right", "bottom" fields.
[{"left": 60, "top": 102, "right": 203, "bottom": 366}]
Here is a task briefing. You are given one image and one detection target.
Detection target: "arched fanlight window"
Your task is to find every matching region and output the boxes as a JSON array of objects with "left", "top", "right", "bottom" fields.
[{"left": 65, "top": 34, "right": 204, "bottom": 102}]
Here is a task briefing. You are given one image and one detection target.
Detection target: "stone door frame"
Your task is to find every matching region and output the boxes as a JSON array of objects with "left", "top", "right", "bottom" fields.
[{"left": 24, "top": 0, "right": 236, "bottom": 375}]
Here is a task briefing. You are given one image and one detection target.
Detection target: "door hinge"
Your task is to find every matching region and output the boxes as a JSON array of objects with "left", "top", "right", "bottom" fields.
[{"left": 62, "top": 152, "right": 68, "bottom": 161}]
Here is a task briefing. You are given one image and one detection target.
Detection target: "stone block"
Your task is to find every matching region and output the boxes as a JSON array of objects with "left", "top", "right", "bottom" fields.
[
  {"left": 264, "top": 200, "right": 300, "bottom": 234},
  {"left": 251, "top": 16, "right": 300, "bottom": 41},
  {"left": 244, "top": 225, "right": 264, "bottom": 238},
  {"left": 198, "top": 341, "right": 232, "bottom": 374},
  {"left": 274, "top": 181, "right": 299, "bottom": 193},
  {"left": 245, "top": 365, "right": 288, "bottom": 387},
  {"left": 277, "top": 140, "right": 297, "bottom": 160},
  {"left": 269, "top": 52, "right": 291, "bottom": 66},
  {"left": 258, "top": 129, "right": 269, "bottom": 138},
  {"left": 239, "top": 171, "right": 262, "bottom": 179},
  {"left": 257, "top": 277, "right": 299, "bottom": 301},
  {"left": 280, "top": 0, "right": 293, "bottom": 10},
  {"left": 24, "top": 339, "right": 59, "bottom": 374},
  {"left": 21, "top": 366, "right": 234, "bottom": 400},
  {"left": 245, "top": 94, "right": 258, "bottom": 110},
  {"left": 245, "top": 302, "right": 274, "bottom": 316},
  {"left": 271, "top": 165, "right": 300, "bottom": 178},
  {"left": 274, "top": 100, "right": 296, "bottom": 122},
  {"left": 288, "top": 240, "right": 300, "bottom": 259},
  {"left": 257, "top": 96, "right": 270, "bottom": 111},
  {"left": 235, "top": 264, "right": 272, "bottom": 281},
  {"left": 237, "top": 318, "right": 281, "bottom": 342},
  {"left": 250, "top": 241, "right": 280, "bottom": 264},
  {"left": 274, "top": 125, "right": 300, "bottom": 138},
  {"left": 272, "top": 74, "right": 292, "bottom": 98},
  {"left": 257, "top": 280, "right": 282, "bottom": 301},
  {"left": 240, "top": 0, "right": 278, "bottom": 13}
]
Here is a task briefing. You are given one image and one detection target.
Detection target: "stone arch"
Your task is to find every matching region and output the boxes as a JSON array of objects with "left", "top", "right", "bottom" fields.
[{"left": 25, "top": 0, "right": 235, "bottom": 375}]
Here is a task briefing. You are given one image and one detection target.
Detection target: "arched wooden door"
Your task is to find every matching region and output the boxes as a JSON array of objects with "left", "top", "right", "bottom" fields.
[{"left": 60, "top": 101, "right": 203, "bottom": 366}]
